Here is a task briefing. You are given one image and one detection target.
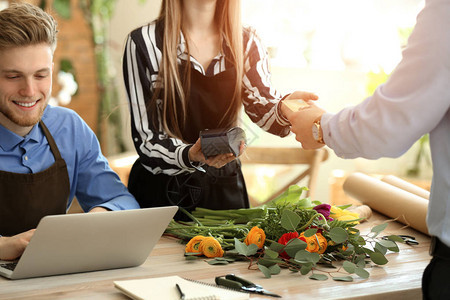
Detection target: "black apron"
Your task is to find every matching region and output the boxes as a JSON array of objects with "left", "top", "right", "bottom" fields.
[
  {"left": 0, "top": 121, "right": 70, "bottom": 236},
  {"left": 128, "top": 59, "right": 249, "bottom": 221}
]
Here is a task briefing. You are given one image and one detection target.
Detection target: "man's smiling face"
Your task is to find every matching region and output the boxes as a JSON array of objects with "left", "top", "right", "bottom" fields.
[{"left": 0, "top": 43, "right": 53, "bottom": 135}]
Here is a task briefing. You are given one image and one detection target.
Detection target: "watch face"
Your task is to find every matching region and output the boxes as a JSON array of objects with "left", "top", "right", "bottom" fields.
[{"left": 312, "top": 123, "right": 319, "bottom": 141}]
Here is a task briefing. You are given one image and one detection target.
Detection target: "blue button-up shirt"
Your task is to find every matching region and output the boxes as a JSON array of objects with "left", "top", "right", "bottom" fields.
[{"left": 0, "top": 105, "right": 139, "bottom": 212}]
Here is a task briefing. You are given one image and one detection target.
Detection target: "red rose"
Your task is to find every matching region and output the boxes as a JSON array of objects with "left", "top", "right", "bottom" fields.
[{"left": 278, "top": 232, "right": 299, "bottom": 259}]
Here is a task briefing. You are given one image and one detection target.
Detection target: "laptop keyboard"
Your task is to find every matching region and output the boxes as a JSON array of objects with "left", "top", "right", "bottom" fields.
[{"left": 0, "top": 262, "right": 17, "bottom": 271}]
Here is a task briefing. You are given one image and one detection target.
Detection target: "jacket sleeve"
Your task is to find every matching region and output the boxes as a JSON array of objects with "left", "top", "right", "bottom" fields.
[
  {"left": 241, "top": 28, "right": 291, "bottom": 137},
  {"left": 122, "top": 26, "right": 196, "bottom": 175}
]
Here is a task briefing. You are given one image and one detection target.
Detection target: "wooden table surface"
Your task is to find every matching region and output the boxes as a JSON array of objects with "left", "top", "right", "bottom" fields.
[{"left": 0, "top": 213, "right": 431, "bottom": 300}]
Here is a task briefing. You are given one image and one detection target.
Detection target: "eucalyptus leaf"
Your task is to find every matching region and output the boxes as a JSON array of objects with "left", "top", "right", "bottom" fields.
[
  {"left": 300, "top": 265, "right": 312, "bottom": 275},
  {"left": 332, "top": 276, "right": 354, "bottom": 282},
  {"left": 371, "top": 223, "right": 388, "bottom": 234},
  {"left": 384, "top": 235, "right": 405, "bottom": 243},
  {"left": 295, "top": 250, "right": 320, "bottom": 264},
  {"left": 269, "top": 242, "right": 285, "bottom": 253},
  {"left": 369, "top": 252, "right": 389, "bottom": 265},
  {"left": 309, "top": 274, "right": 328, "bottom": 281},
  {"left": 284, "top": 238, "right": 307, "bottom": 257},
  {"left": 377, "top": 239, "right": 397, "bottom": 249},
  {"left": 258, "top": 258, "right": 283, "bottom": 267},
  {"left": 281, "top": 209, "right": 301, "bottom": 231},
  {"left": 264, "top": 248, "right": 280, "bottom": 259},
  {"left": 207, "top": 259, "right": 229, "bottom": 265},
  {"left": 329, "top": 227, "right": 348, "bottom": 244},
  {"left": 185, "top": 256, "right": 198, "bottom": 261},
  {"left": 343, "top": 261, "right": 356, "bottom": 274},
  {"left": 374, "top": 242, "right": 388, "bottom": 255},
  {"left": 269, "top": 264, "right": 281, "bottom": 275},
  {"left": 258, "top": 264, "right": 272, "bottom": 278},
  {"left": 355, "top": 267, "right": 370, "bottom": 279},
  {"left": 234, "top": 238, "right": 259, "bottom": 256},
  {"left": 304, "top": 228, "right": 318, "bottom": 237}
]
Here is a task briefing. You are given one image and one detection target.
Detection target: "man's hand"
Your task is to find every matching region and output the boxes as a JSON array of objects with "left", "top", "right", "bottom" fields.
[
  {"left": 89, "top": 207, "right": 109, "bottom": 213},
  {"left": 286, "top": 101, "right": 327, "bottom": 149},
  {"left": 0, "top": 229, "right": 35, "bottom": 261}
]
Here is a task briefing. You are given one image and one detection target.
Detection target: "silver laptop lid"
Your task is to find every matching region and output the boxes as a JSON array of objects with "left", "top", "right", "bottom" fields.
[{"left": 2, "top": 206, "right": 177, "bottom": 280}]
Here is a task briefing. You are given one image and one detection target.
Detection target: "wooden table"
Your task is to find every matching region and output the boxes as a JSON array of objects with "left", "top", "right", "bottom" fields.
[{"left": 0, "top": 213, "right": 431, "bottom": 299}]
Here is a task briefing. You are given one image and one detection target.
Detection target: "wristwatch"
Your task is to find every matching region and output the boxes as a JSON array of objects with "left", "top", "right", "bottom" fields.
[{"left": 312, "top": 117, "right": 325, "bottom": 144}]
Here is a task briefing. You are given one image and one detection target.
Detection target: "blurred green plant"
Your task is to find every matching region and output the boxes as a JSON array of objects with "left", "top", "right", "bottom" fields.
[{"left": 50, "top": 0, "right": 147, "bottom": 154}]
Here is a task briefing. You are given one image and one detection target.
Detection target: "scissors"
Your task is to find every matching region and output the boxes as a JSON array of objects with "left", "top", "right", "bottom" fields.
[
  {"left": 215, "top": 274, "right": 281, "bottom": 298},
  {"left": 382, "top": 234, "right": 419, "bottom": 245}
]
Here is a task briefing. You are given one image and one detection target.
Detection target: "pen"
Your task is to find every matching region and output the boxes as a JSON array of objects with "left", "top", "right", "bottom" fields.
[{"left": 175, "top": 283, "right": 185, "bottom": 300}]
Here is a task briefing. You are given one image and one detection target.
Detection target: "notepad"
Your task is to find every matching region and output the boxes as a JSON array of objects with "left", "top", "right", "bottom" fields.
[{"left": 114, "top": 275, "right": 249, "bottom": 300}]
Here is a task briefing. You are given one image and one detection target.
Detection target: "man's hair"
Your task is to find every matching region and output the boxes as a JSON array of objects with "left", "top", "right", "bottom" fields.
[{"left": 0, "top": 2, "right": 58, "bottom": 52}]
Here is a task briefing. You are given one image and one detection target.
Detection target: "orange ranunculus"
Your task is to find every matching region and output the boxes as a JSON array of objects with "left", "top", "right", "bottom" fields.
[
  {"left": 244, "top": 226, "right": 266, "bottom": 248},
  {"left": 199, "top": 237, "right": 224, "bottom": 258},
  {"left": 300, "top": 232, "right": 328, "bottom": 253},
  {"left": 185, "top": 235, "right": 205, "bottom": 255},
  {"left": 315, "top": 233, "right": 328, "bottom": 254}
]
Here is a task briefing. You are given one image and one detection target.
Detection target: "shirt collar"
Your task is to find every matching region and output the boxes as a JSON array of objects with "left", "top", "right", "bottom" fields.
[
  {"left": 177, "top": 30, "right": 225, "bottom": 61},
  {"left": 0, "top": 122, "right": 41, "bottom": 151}
]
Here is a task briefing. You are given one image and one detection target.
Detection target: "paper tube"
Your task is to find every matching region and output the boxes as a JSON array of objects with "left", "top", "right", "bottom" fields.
[
  {"left": 381, "top": 175, "right": 430, "bottom": 200},
  {"left": 343, "top": 172, "right": 429, "bottom": 235}
]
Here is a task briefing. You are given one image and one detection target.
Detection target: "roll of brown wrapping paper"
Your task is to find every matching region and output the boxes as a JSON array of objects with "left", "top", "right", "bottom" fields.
[
  {"left": 381, "top": 175, "right": 430, "bottom": 200},
  {"left": 343, "top": 172, "right": 429, "bottom": 235}
]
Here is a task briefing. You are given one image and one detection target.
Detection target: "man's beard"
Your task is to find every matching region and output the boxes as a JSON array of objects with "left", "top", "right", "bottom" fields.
[{"left": 0, "top": 100, "right": 47, "bottom": 127}]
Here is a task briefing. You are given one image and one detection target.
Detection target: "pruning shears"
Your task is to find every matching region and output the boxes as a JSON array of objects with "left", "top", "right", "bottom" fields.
[
  {"left": 382, "top": 234, "right": 419, "bottom": 245},
  {"left": 215, "top": 274, "right": 281, "bottom": 298}
]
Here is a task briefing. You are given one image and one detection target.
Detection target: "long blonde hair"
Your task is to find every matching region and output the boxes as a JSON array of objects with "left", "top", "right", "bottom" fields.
[{"left": 153, "top": 0, "right": 243, "bottom": 140}]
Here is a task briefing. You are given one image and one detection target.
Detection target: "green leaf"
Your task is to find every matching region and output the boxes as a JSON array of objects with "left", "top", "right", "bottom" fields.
[
  {"left": 374, "top": 242, "right": 388, "bottom": 255},
  {"left": 281, "top": 209, "right": 301, "bottom": 231},
  {"left": 295, "top": 250, "right": 320, "bottom": 264},
  {"left": 53, "top": 0, "right": 71, "bottom": 19},
  {"left": 355, "top": 267, "right": 370, "bottom": 279},
  {"left": 207, "top": 259, "right": 229, "bottom": 265},
  {"left": 264, "top": 249, "right": 279, "bottom": 259},
  {"left": 272, "top": 185, "right": 308, "bottom": 205},
  {"left": 269, "top": 242, "right": 285, "bottom": 253},
  {"left": 329, "top": 227, "right": 348, "bottom": 244},
  {"left": 304, "top": 228, "right": 318, "bottom": 237},
  {"left": 333, "top": 276, "right": 354, "bottom": 282},
  {"left": 384, "top": 235, "right": 405, "bottom": 243},
  {"left": 369, "top": 252, "right": 389, "bottom": 265},
  {"left": 234, "top": 238, "right": 258, "bottom": 256},
  {"left": 300, "top": 265, "right": 312, "bottom": 275},
  {"left": 284, "top": 238, "right": 307, "bottom": 257},
  {"left": 258, "top": 264, "right": 272, "bottom": 278},
  {"left": 343, "top": 261, "right": 356, "bottom": 274},
  {"left": 269, "top": 264, "right": 281, "bottom": 275},
  {"left": 185, "top": 256, "right": 198, "bottom": 261},
  {"left": 377, "top": 239, "right": 397, "bottom": 249},
  {"left": 309, "top": 274, "right": 328, "bottom": 281},
  {"left": 258, "top": 258, "right": 283, "bottom": 267},
  {"left": 371, "top": 223, "right": 388, "bottom": 235}
]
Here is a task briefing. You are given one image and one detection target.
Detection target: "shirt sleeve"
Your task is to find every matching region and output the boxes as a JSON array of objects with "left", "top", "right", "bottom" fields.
[
  {"left": 241, "top": 28, "right": 291, "bottom": 137},
  {"left": 122, "top": 25, "right": 197, "bottom": 176},
  {"left": 72, "top": 114, "right": 140, "bottom": 211},
  {"left": 321, "top": 0, "right": 450, "bottom": 159}
]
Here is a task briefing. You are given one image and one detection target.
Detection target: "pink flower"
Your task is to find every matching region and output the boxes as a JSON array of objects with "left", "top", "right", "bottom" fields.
[{"left": 313, "top": 204, "right": 333, "bottom": 220}]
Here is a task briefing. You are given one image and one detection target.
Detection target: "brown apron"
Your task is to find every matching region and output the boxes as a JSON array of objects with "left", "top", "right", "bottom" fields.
[
  {"left": 0, "top": 121, "right": 70, "bottom": 236},
  {"left": 128, "top": 24, "right": 249, "bottom": 220}
]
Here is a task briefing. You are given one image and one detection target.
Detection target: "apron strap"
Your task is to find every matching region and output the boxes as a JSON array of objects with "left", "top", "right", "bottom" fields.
[{"left": 39, "top": 121, "right": 64, "bottom": 161}]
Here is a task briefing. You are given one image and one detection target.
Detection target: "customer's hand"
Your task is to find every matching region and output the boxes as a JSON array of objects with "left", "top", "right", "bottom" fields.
[
  {"left": 285, "top": 101, "right": 326, "bottom": 149},
  {"left": 0, "top": 229, "right": 35, "bottom": 261}
]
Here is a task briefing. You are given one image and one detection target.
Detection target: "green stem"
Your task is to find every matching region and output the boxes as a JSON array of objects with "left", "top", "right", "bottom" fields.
[{"left": 298, "top": 213, "right": 329, "bottom": 231}]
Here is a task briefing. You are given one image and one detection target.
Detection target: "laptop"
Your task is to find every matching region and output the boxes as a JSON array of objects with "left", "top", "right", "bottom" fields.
[{"left": 0, "top": 206, "right": 178, "bottom": 280}]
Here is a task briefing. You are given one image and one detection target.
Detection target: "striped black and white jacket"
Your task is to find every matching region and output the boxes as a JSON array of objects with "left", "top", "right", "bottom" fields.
[{"left": 123, "top": 21, "right": 291, "bottom": 176}]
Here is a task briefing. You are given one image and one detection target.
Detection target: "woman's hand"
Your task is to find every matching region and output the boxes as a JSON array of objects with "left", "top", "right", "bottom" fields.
[
  {"left": 0, "top": 229, "right": 35, "bottom": 261},
  {"left": 188, "top": 139, "right": 246, "bottom": 169}
]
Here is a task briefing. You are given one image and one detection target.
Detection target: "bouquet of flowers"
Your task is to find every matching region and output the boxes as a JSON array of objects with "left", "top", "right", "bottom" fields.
[{"left": 165, "top": 185, "right": 403, "bottom": 281}]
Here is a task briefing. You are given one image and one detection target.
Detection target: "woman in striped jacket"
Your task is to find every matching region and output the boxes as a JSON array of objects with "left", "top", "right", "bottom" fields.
[{"left": 122, "top": 0, "right": 317, "bottom": 219}]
